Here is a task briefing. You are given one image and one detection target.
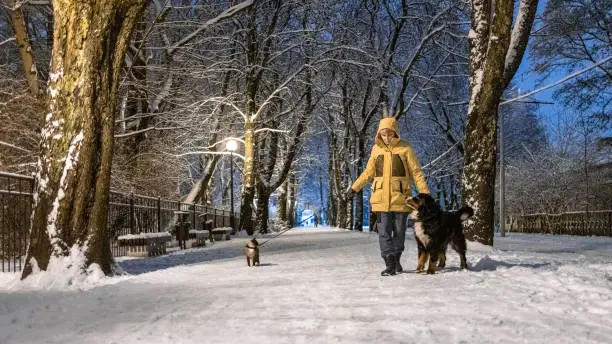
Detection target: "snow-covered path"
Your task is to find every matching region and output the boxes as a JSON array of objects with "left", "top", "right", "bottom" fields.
[{"left": 1, "top": 227, "right": 611, "bottom": 344}]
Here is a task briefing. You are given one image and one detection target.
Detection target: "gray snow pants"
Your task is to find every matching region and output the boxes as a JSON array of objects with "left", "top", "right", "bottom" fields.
[{"left": 377, "top": 212, "right": 408, "bottom": 258}]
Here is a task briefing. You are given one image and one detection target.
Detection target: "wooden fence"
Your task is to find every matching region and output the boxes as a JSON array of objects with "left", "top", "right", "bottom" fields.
[{"left": 505, "top": 210, "right": 612, "bottom": 237}]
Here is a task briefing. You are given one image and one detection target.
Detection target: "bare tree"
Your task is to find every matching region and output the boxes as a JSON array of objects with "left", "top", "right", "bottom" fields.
[
  {"left": 22, "top": 0, "right": 148, "bottom": 279},
  {"left": 531, "top": 0, "right": 611, "bottom": 119},
  {"left": 4, "top": 0, "right": 39, "bottom": 95}
]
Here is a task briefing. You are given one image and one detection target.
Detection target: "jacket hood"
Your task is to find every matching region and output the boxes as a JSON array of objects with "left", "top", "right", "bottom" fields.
[{"left": 375, "top": 117, "right": 401, "bottom": 146}]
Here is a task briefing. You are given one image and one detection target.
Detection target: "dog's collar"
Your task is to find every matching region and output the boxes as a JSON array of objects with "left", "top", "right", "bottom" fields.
[{"left": 245, "top": 244, "right": 257, "bottom": 249}]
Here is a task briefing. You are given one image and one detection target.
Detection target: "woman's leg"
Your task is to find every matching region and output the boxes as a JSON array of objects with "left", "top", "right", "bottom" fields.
[
  {"left": 392, "top": 212, "right": 408, "bottom": 256},
  {"left": 378, "top": 212, "right": 394, "bottom": 258},
  {"left": 378, "top": 212, "right": 397, "bottom": 275}
]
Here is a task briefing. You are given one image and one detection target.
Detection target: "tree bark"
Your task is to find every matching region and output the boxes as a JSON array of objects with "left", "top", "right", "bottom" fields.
[
  {"left": 7, "top": 0, "right": 39, "bottom": 95},
  {"left": 318, "top": 170, "right": 325, "bottom": 225},
  {"left": 462, "top": 0, "right": 538, "bottom": 245},
  {"left": 255, "top": 185, "right": 270, "bottom": 234},
  {"left": 22, "top": 0, "right": 148, "bottom": 279},
  {"left": 253, "top": 129, "right": 278, "bottom": 234},
  {"left": 277, "top": 179, "right": 288, "bottom": 224},
  {"left": 240, "top": 120, "right": 256, "bottom": 234},
  {"left": 327, "top": 130, "right": 337, "bottom": 226},
  {"left": 354, "top": 133, "right": 365, "bottom": 231},
  {"left": 287, "top": 173, "right": 297, "bottom": 227}
]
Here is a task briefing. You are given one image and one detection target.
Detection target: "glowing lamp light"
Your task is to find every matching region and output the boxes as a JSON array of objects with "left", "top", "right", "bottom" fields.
[{"left": 226, "top": 139, "right": 238, "bottom": 152}]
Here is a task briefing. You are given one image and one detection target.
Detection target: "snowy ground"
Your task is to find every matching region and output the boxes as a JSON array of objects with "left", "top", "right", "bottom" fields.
[{"left": 1, "top": 227, "right": 611, "bottom": 344}]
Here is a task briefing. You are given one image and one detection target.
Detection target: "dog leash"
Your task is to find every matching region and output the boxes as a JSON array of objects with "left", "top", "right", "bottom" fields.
[{"left": 257, "top": 226, "right": 295, "bottom": 247}]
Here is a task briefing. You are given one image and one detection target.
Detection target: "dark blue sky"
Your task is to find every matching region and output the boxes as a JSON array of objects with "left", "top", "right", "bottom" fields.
[{"left": 511, "top": 0, "right": 610, "bottom": 139}]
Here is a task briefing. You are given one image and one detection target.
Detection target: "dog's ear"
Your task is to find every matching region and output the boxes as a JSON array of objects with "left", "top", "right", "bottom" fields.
[
  {"left": 459, "top": 206, "right": 474, "bottom": 221},
  {"left": 405, "top": 197, "right": 419, "bottom": 210},
  {"left": 423, "top": 194, "right": 439, "bottom": 212},
  {"left": 417, "top": 194, "right": 428, "bottom": 206}
]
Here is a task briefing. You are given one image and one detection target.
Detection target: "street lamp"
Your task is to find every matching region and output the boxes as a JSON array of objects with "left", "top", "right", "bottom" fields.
[{"left": 226, "top": 139, "right": 238, "bottom": 231}]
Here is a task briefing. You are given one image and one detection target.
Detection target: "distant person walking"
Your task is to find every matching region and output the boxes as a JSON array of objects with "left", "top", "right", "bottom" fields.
[{"left": 347, "top": 118, "right": 430, "bottom": 276}]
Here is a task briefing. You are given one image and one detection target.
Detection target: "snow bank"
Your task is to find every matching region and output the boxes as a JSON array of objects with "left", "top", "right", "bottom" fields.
[{"left": 1, "top": 245, "right": 128, "bottom": 292}]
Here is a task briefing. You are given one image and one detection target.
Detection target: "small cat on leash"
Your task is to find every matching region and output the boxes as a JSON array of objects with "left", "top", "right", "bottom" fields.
[{"left": 243, "top": 238, "right": 260, "bottom": 267}]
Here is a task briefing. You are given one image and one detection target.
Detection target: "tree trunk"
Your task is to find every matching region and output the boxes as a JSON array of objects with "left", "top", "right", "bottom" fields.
[
  {"left": 240, "top": 120, "right": 256, "bottom": 234},
  {"left": 277, "top": 179, "right": 288, "bottom": 223},
  {"left": 318, "top": 171, "right": 325, "bottom": 225},
  {"left": 462, "top": 0, "right": 537, "bottom": 245},
  {"left": 255, "top": 185, "right": 270, "bottom": 233},
  {"left": 287, "top": 174, "right": 297, "bottom": 227},
  {"left": 347, "top": 191, "right": 354, "bottom": 230},
  {"left": 327, "top": 134, "right": 337, "bottom": 226},
  {"left": 462, "top": 36, "right": 508, "bottom": 245},
  {"left": 22, "top": 0, "right": 147, "bottom": 279},
  {"left": 354, "top": 134, "right": 366, "bottom": 231},
  {"left": 126, "top": 20, "right": 149, "bottom": 160},
  {"left": 7, "top": 0, "right": 39, "bottom": 95}
]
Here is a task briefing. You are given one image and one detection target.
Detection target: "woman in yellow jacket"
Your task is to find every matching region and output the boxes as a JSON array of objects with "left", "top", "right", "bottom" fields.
[{"left": 348, "top": 117, "right": 430, "bottom": 276}]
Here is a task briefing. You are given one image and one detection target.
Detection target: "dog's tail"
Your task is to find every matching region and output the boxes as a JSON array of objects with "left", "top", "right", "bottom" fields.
[{"left": 458, "top": 206, "right": 474, "bottom": 221}]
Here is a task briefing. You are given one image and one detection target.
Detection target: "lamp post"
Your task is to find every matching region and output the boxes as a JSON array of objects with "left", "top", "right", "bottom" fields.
[{"left": 226, "top": 139, "right": 238, "bottom": 231}]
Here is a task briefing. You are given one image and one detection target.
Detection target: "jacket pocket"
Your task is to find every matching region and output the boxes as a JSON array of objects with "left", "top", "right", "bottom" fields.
[
  {"left": 392, "top": 179, "right": 402, "bottom": 192},
  {"left": 390, "top": 179, "right": 407, "bottom": 208},
  {"left": 370, "top": 179, "right": 383, "bottom": 204}
]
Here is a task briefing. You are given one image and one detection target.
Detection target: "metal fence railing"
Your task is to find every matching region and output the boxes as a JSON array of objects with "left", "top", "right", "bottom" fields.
[
  {"left": 0, "top": 172, "right": 33, "bottom": 272},
  {"left": 0, "top": 172, "right": 239, "bottom": 272},
  {"left": 505, "top": 211, "right": 612, "bottom": 237}
]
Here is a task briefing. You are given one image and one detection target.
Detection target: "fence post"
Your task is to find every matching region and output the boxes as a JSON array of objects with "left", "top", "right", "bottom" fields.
[
  {"left": 157, "top": 196, "right": 161, "bottom": 232},
  {"left": 192, "top": 203, "right": 196, "bottom": 230},
  {"left": 204, "top": 206, "right": 208, "bottom": 230},
  {"left": 129, "top": 192, "right": 135, "bottom": 234}
]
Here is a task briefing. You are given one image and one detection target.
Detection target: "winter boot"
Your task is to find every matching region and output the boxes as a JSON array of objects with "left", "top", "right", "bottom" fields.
[
  {"left": 395, "top": 253, "right": 403, "bottom": 273},
  {"left": 381, "top": 254, "right": 397, "bottom": 276}
]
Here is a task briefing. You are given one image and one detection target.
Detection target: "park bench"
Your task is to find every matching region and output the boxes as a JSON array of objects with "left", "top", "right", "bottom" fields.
[
  {"left": 198, "top": 213, "right": 215, "bottom": 243},
  {"left": 211, "top": 227, "right": 233, "bottom": 241},
  {"left": 117, "top": 232, "right": 171, "bottom": 257},
  {"left": 187, "top": 229, "right": 209, "bottom": 248}
]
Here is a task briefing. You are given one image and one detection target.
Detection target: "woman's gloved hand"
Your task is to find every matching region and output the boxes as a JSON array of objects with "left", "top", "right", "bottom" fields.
[{"left": 344, "top": 185, "right": 354, "bottom": 198}]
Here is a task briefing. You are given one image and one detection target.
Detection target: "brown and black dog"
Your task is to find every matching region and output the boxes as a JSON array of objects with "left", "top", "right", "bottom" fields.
[
  {"left": 405, "top": 193, "right": 474, "bottom": 274},
  {"left": 243, "top": 238, "right": 260, "bottom": 267}
]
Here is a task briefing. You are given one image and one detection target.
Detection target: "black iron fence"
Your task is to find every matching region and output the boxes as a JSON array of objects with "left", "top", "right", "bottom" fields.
[
  {"left": 0, "top": 172, "right": 239, "bottom": 272},
  {"left": 505, "top": 211, "right": 612, "bottom": 237},
  {"left": 0, "top": 172, "right": 32, "bottom": 272}
]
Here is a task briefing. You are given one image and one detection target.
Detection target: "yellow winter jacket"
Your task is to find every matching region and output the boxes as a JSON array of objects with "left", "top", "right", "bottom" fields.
[{"left": 351, "top": 117, "right": 430, "bottom": 212}]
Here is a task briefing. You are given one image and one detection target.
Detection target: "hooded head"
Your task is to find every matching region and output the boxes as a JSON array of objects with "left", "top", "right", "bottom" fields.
[{"left": 375, "top": 117, "right": 400, "bottom": 146}]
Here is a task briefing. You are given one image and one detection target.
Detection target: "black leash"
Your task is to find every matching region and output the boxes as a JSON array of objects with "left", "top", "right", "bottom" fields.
[
  {"left": 258, "top": 225, "right": 295, "bottom": 247},
  {"left": 254, "top": 213, "right": 322, "bottom": 247}
]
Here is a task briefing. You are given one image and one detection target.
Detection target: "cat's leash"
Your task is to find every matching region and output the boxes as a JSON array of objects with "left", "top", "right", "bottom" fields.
[
  {"left": 257, "top": 214, "right": 317, "bottom": 247},
  {"left": 257, "top": 226, "right": 295, "bottom": 247}
]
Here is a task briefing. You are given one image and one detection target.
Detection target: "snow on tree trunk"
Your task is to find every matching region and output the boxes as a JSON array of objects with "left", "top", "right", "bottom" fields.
[
  {"left": 22, "top": 0, "right": 147, "bottom": 279},
  {"left": 463, "top": 0, "right": 538, "bottom": 245},
  {"left": 181, "top": 155, "right": 219, "bottom": 205},
  {"left": 277, "top": 180, "right": 288, "bottom": 224},
  {"left": 287, "top": 174, "right": 297, "bottom": 227},
  {"left": 240, "top": 120, "right": 256, "bottom": 234}
]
